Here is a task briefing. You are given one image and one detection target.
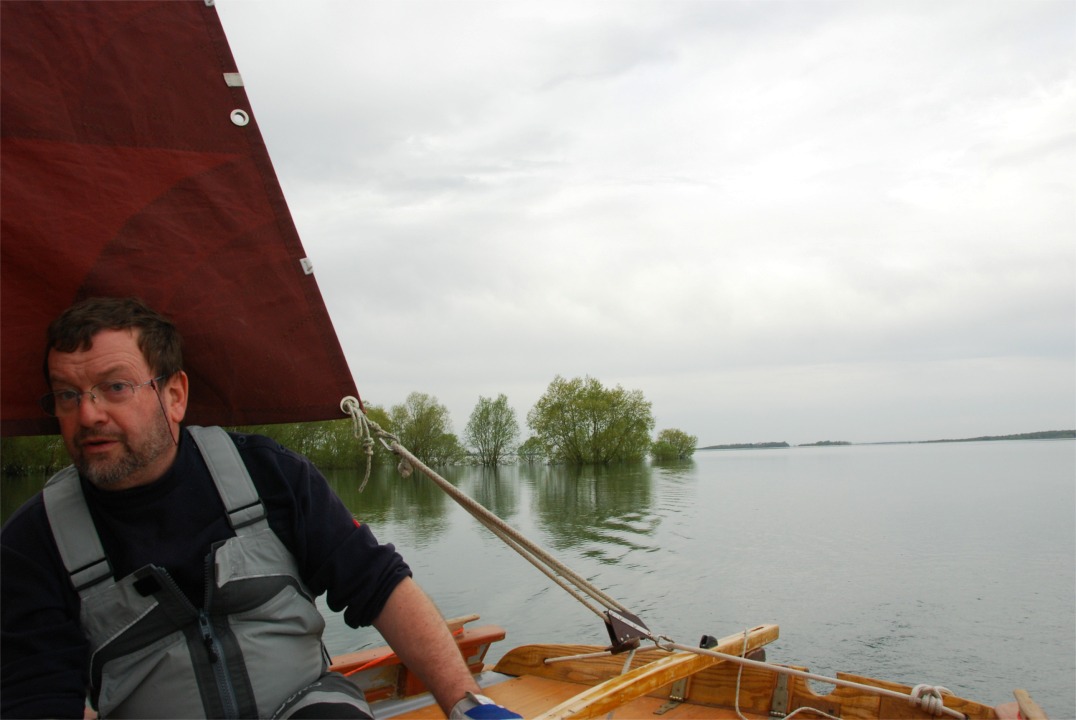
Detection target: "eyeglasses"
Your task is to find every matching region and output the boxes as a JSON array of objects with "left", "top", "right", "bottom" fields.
[{"left": 40, "top": 377, "right": 165, "bottom": 417}]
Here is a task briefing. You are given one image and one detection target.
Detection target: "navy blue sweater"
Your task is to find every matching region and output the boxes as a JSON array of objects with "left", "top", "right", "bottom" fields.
[{"left": 0, "top": 428, "right": 411, "bottom": 719}]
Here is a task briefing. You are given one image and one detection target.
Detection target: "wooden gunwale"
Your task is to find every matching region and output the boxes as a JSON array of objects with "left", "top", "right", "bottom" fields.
[{"left": 339, "top": 618, "right": 1030, "bottom": 719}]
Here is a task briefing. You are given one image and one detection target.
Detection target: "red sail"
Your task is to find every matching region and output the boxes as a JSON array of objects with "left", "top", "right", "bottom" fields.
[{"left": 1, "top": 1, "right": 360, "bottom": 436}]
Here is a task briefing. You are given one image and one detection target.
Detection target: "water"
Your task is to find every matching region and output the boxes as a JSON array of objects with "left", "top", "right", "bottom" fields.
[
  {"left": 322, "top": 440, "right": 1076, "bottom": 717},
  {"left": 4, "top": 440, "right": 1074, "bottom": 716}
]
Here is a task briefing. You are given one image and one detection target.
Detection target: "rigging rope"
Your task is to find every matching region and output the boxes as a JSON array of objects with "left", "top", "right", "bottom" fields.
[
  {"left": 340, "top": 397, "right": 965, "bottom": 720},
  {"left": 344, "top": 396, "right": 376, "bottom": 492}
]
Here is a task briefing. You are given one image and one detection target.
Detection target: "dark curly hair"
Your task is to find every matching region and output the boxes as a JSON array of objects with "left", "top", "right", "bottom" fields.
[{"left": 44, "top": 297, "right": 183, "bottom": 386}]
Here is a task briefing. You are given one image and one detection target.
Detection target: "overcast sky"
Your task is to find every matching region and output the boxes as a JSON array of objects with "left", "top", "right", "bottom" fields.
[{"left": 215, "top": 0, "right": 1074, "bottom": 446}]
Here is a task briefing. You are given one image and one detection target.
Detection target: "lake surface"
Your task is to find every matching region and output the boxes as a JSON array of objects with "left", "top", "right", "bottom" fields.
[{"left": 4, "top": 440, "right": 1074, "bottom": 716}]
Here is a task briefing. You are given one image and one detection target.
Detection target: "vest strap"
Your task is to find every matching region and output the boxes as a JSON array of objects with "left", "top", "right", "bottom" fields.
[
  {"left": 43, "top": 467, "right": 113, "bottom": 593},
  {"left": 188, "top": 426, "right": 268, "bottom": 533}
]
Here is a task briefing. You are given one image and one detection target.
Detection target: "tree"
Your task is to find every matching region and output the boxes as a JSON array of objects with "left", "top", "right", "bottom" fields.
[
  {"left": 526, "top": 375, "right": 654, "bottom": 465},
  {"left": 424, "top": 432, "right": 468, "bottom": 467},
  {"left": 464, "top": 394, "right": 519, "bottom": 466},
  {"left": 516, "top": 436, "right": 546, "bottom": 464},
  {"left": 230, "top": 404, "right": 394, "bottom": 469},
  {"left": 651, "top": 428, "right": 698, "bottom": 461},
  {"left": 389, "top": 392, "right": 466, "bottom": 466}
]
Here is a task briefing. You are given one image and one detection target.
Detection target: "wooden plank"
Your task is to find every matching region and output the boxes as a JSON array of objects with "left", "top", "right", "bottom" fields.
[
  {"left": 780, "top": 668, "right": 873, "bottom": 720},
  {"left": 681, "top": 659, "right": 778, "bottom": 713},
  {"left": 494, "top": 643, "right": 638, "bottom": 683},
  {"left": 445, "top": 614, "right": 481, "bottom": 633},
  {"left": 832, "top": 673, "right": 1000, "bottom": 720},
  {"left": 531, "top": 625, "right": 779, "bottom": 720},
  {"left": 1014, "top": 689, "right": 1048, "bottom": 720},
  {"left": 495, "top": 628, "right": 780, "bottom": 685},
  {"left": 496, "top": 642, "right": 780, "bottom": 711}
]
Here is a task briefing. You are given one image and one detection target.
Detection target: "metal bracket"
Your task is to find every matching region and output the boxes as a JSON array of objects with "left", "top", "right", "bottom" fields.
[
  {"left": 604, "top": 609, "right": 650, "bottom": 654},
  {"left": 770, "top": 673, "right": 789, "bottom": 716},
  {"left": 654, "top": 677, "right": 690, "bottom": 715}
]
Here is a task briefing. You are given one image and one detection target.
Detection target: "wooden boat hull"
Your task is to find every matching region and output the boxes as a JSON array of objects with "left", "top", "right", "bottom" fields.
[{"left": 330, "top": 620, "right": 1035, "bottom": 719}]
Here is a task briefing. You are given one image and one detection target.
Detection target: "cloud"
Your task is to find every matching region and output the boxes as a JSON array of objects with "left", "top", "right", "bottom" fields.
[{"left": 217, "top": 0, "right": 1075, "bottom": 443}]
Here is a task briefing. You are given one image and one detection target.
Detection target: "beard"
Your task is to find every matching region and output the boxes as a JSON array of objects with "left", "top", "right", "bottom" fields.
[{"left": 74, "top": 416, "right": 175, "bottom": 489}]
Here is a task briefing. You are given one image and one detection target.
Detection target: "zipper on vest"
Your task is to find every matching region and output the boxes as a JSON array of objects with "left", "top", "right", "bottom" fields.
[
  {"left": 151, "top": 567, "right": 241, "bottom": 718},
  {"left": 154, "top": 566, "right": 242, "bottom": 718},
  {"left": 201, "top": 550, "right": 241, "bottom": 719}
]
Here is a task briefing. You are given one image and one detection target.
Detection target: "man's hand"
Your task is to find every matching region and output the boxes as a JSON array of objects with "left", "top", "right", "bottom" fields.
[{"left": 448, "top": 692, "right": 523, "bottom": 719}]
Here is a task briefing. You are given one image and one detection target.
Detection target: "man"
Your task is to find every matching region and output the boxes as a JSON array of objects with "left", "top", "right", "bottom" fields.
[{"left": 1, "top": 297, "right": 519, "bottom": 719}]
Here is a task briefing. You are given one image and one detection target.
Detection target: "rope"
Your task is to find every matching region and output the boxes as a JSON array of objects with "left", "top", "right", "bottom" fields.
[
  {"left": 341, "top": 397, "right": 376, "bottom": 492},
  {"left": 656, "top": 637, "right": 963, "bottom": 719},
  {"left": 732, "top": 630, "right": 839, "bottom": 720},
  {"left": 339, "top": 397, "right": 966, "bottom": 720},
  {"left": 911, "top": 684, "right": 955, "bottom": 717}
]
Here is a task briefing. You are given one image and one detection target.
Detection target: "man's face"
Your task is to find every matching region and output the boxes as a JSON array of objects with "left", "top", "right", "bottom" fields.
[{"left": 47, "top": 328, "right": 188, "bottom": 490}]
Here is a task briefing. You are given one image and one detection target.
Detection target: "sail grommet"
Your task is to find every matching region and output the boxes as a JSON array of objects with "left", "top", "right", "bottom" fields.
[{"left": 230, "top": 109, "right": 250, "bottom": 126}]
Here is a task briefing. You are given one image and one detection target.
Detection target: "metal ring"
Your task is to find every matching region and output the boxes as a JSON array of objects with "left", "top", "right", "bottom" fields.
[{"left": 230, "top": 109, "right": 250, "bottom": 126}]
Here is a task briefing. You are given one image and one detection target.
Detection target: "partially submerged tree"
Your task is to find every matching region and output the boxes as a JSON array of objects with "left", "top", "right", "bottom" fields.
[
  {"left": 651, "top": 428, "right": 698, "bottom": 461},
  {"left": 516, "top": 436, "right": 546, "bottom": 464},
  {"left": 527, "top": 375, "right": 654, "bottom": 465},
  {"left": 389, "top": 392, "right": 466, "bottom": 466},
  {"left": 464, "top": 394, "right": 519, "bottom": 466}
]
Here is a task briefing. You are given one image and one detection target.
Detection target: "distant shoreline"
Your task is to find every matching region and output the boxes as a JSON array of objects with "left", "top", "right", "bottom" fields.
[{"left": 697, "top": 430, "right": 1075, "bottom": 451}]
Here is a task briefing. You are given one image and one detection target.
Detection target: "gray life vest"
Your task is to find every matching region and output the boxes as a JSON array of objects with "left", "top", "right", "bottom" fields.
[{"left": 42, "top": 426, "right": 329, "bottom": 719}]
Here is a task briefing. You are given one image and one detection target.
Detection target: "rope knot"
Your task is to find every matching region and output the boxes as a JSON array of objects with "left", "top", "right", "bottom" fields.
[
  {"left": 910, "top": 684, "right": 952, "bottom": 716},
  {"left": 341, "top": 396, "right": 375, "bottom": 492}
]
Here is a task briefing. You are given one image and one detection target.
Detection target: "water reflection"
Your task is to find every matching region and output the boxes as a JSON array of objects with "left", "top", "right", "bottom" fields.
[
  {"left": 464, "top": 467, "right": 519, "bottom": 520},
  {"left": 529, "top": 462, "right": 660, "bottom": 564},
  {"left": 650, "top": 458, "right": 696, "bottom": 481},
  {"left": 324, "top": 465, "right": 454, "bottom": 547}
]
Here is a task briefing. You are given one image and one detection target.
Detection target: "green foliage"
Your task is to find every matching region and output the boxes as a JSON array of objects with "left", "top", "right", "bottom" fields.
[
  {"left": 231, "top": 418, "right": 359, "bottom": 468},
  {"left": 389, "top": 392, "right": 467, "bottom": 467},
  {"left": 464, "top": 394, "right": 519, "bottom": 466},
  {"left": 230, "top": 404, "right": 394, "bottom": 469},
  {"left": 516, "top": 436, "right": 547, "bottom": 463},
  {"left": 527, "top": 375, "right": 654, "bottom": 465},
  {"left": 0, "top": 435, "right": 68, "bottom": 475},
  {"left": 650, "top": 428, "right": 698, "bottom": 460}
]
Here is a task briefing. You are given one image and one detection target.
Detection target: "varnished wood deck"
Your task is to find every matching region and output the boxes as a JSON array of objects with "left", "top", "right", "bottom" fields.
[{"left": 387, "top": 674, "right": 771, "bottom": 719}]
